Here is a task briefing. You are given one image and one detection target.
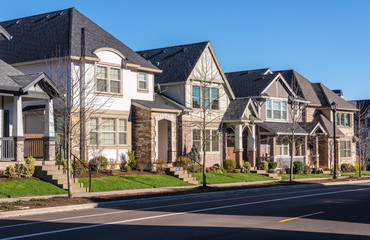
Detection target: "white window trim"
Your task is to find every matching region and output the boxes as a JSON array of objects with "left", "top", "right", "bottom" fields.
[
  {"left": 101, "top": 118, "right": 116, "bottom": 146},
  {"left": 118, "top": 119, "right": 128, "bottom": 146},
  {"left": 266, "top": 99, "right": 288, "bottom": 120},
  {"left": 276, "top": 138, "right": 290, "bottom": 156},
  {"left": 191, "top": 85, "right": 220, "bottom": 110},
  {"left": 96, "top": 64, "right": 122, "bottom": 94},
  {"left": 138, "top": 72, "right": 148, "bottom": 90},
  {"left": 191, "top": 128, "right": 220, "bottom": 153}
]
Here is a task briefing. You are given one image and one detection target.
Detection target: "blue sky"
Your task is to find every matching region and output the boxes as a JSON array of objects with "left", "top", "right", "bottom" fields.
[{"left": 1, "top": 0, "right": 369, "bottom": 100}]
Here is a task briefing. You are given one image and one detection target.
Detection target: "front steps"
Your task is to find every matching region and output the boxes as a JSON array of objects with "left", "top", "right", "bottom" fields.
[
  {"left": 166, "top": 167, "right": 200, "bottom": 185},
  {"left": 250, "top": 169, "right": 282, "bottom": 180},
  {"left": 34, "top": 162, "right": 88, "bottom": 193}
]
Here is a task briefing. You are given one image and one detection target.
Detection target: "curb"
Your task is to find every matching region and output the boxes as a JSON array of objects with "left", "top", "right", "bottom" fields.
[{"left": 1, "top": 179, "right": 370, "bottom": 219}]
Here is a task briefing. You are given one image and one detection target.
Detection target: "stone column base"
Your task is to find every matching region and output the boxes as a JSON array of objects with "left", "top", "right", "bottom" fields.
[
  {"left": 43, "top": 137, "right": 56, "bottom": 161},
  {"left": 247, "top": 150, "right": 256, "bottom": 167},
  {"left": 14, "top": 137, "right": 25, "bottom": 162},
  {"left": 235, "top": 150, "right": 243, "bottom": 168}
]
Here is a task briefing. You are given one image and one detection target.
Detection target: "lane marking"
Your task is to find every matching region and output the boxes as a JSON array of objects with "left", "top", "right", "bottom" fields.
[
  {"left": 0, "top": 184, "right": 361, "bottom": 229},
  {"left": 1, "top": 187, "right": 368, "bottom": 240},
  {"left": 279, "top": 211, "right": 324, "bottom": 222},
  {"left": 0, "top": 184, "right": 367, "bottom": 230}
]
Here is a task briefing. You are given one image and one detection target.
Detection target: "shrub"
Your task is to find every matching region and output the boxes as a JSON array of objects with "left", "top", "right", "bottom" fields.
[
  {"left": 176, "top": 156, "right": 191, "bottom": 168},
  {"left": 189, "top": 144, "right": 200, "bottom": 163},
  {"left": 124, "top": 165, "right": 131, "bottom": 172},
  {"left": 136, "top": 159, "right": 149, "bottom": 172},
  {"left": 74, "top": 160, "right": 88, "bottom": 175},
  {"left": 268, "top": 161, "right": 277, "bottom": 170},
  {"left": 210, "top": 168, "right": 224, "bottom": 174},
  {"left": 303, "top": 165, "right": 311, "bottom": 174},
  {"left": 156, "top": 159, "right": 166, "bottom": 173},
  {"left": 188, "top": 164, "right": 201, "bottom": 173},
  {"left": 90, "top": 156, "right": 108, "bottom": 172},
  {"left": 340, "top": 163, "right": 352, "bottom": 173},
  {"left": 293, "top": 161, "right": 305, "bottom": 174},
  {"left": 127, "top": 150, "right": 137, "bottom": 169},
  {"left": 22, "top": 157, "right": 35, "bottom": 177},
  {"left": 243, "top": 161, "right": 251, "bottom": 173},
  {"left": 260, "top": 161, "right": 269, "bottom": 171},
  {"left": 5, "top": 165, "right": 17, "bottom": 178},
  {"left": 360, "top": 164, "right": 366, "bottom": 171},
  {"left": 223, "top": 159, "right": 236, "bottom": 172},
  {"left": 352, "top": 165, "right": 359, "bottom": 172}
]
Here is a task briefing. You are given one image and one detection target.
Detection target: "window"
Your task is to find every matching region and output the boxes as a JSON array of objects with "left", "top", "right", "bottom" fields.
[
  {"left": 340, "top": 141, "right": 351, "bottom": 158},
  {"left": 192, "top": 85, "right": 219, "bottom": 110},
  {"left": 101, "top": 118, "right": 116, "bottom": 145},
  {"left": 267, "top": 99, "right": 287, "bottom": 120},
  {"left": 276, "top": 139, "right": 289, "bottom": 156},
  {"left": 97, "top": 66, "right": 108, "bottom": 92},
  {"left": 336, "top": 113, "right": 351, "bottom": 127},
  {"left": 110, "top": 67, "right": 121, "bottom": 93},
  {"left": 192, "top": 86, "right": 200, "bottom": 108},
  {"left": 192, "top": 129, "right": 219, "bottom": 152},
  {"left": 118, "top": 119, "right": 128, "bottom": 145},
  {"left": 89, "top": 118, "right": 99, "bottom": 145},
  {"left": 96, "top": 65, "right": 121, "bottom": 94},
  {"left": 138, "top": 72, "right": 148, "bottom": 90}
]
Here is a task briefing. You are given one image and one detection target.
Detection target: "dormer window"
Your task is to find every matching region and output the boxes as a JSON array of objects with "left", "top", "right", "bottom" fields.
[
  {"left": 96, "top": 65, "right": 121, "bottom": 94},
  {"left": 266, "top": 99, "right": 287, "bottom": 120},
  {"left": 138, "top": 72, "right": 148, "bottom": 90}
]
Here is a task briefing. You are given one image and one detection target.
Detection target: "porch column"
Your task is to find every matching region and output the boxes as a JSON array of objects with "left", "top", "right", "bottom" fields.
[
  {"left": 271, "top": 136, "right": 276, "bottom": 161},
  {"left": 304, "top": 136, "right": 308, "bottom": 165},
  {"left": 235, "top": 124, "right": 243, "bottom": 168},
  {"left": 13, "top": 96, "right": 24, "bottom": 162},
  {"left": 315, "top": 136, "right": 319, "bottom": 168},
  {"left": 247, "top": 124, "right": 256, "bottom": 167},
  {"left": 43, "top": 98, "right": 56, "bottom": 162}
]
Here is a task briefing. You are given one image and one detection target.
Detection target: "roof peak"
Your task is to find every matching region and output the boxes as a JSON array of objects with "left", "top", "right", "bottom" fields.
[{"left": 137, "top": 41, "right": 209, "bottom": 52}]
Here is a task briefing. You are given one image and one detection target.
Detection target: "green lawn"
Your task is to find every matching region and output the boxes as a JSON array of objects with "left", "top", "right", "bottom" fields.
[
  {"left": 278, "top": 174, "right": 333, "bottom": 180},
  {"left": 341, "top": 171, "right": 370, "bottom": 177},
  {"left": 192, "top": 173, "right": 273, "bottom": 184},
  {"left": 79, "top": 175, "right": 192, "bottom": 192},
  {"left": 0, "top": 179, "right": 66, "bottom": 198}
]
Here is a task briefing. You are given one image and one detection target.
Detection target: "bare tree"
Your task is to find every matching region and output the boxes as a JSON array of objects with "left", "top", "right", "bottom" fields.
[{"left": 354, "top": 101, "right": 369, "bottom": 177}]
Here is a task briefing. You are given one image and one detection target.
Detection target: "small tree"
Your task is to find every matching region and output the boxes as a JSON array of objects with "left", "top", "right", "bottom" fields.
[{"left": 354, "top": 101, "right": 369, "bottom": 177}]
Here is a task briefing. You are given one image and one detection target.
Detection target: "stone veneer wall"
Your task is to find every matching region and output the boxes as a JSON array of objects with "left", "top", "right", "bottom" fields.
[{"left": 132, "top": 106, "right": 153, "bottom": 161}]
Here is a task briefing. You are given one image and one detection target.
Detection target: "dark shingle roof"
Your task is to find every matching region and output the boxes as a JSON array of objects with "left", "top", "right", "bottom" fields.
[
  {"left": 132, "top": 95, "right": 183, "bottom": 112},
  {"left": 225, "top": 69, "right": 279, "bottom": 97},
  {"left": 311, "top": 83, "right": 358, "bottom": 110},
  {"left": 0, "top": 25, "right": 12, "bottom": 41},
  {"left": 137, "top": 41, "right": 209, "bottom": 84},
  {"left": 276, "top": 70, "right": 321, "bottom": 105},
  {"left": 257, "top": 122, "right": 308, "bottom": 135},
  {"left": 316, "top": 113, "right": 344, "bottom": 137},
  {"left": 223, "top": 98, "right": 252, "bottom": 121},
  {"left": 0, "top": 8, "right": 157, "bottom": 70}
]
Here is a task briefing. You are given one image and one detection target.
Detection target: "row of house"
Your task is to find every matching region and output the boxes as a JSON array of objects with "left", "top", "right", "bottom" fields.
[{"left": 0, "top": 8, "right": 361, "bottom": 171}]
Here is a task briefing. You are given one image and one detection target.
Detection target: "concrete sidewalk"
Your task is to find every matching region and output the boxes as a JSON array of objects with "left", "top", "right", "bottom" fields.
[{"left": 0, "top": 176, "right": 355, "bottom": 203}]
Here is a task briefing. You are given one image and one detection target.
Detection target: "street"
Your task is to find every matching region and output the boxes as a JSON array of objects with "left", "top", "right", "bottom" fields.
[{"left": 1, "top": 183, "right": 370, "bottom": 240}]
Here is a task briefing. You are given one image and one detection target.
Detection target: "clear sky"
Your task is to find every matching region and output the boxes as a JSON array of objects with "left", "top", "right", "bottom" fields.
[{"left": 1, "top": 0, "right": 369, "bottom": 100}]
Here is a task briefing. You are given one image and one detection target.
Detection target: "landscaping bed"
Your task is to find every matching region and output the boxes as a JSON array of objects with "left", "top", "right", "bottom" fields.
[
  {"left": 0, "top": 179, "right": 66, "bottom": 198},
  {"left": 192, "top": 173, "right": 273, "bottom": 184},
  {"left": 279, "top": 174, "right": 333, "bottom": 180},
  {"left": 78, "top": 174, "right": 192, "bottom": 192}
]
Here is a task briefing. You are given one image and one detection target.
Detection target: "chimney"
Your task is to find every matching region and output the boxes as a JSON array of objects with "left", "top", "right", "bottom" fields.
[{"left": 332, "top": 89, "right": 343, "bottom": 98}]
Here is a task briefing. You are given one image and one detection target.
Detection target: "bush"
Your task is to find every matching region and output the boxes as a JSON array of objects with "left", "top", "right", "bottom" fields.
[
  {"left": 352, "top": 165, "right": 359, "bottom": 172},
  {"left": 189, "top": 144, "right": 200, "bottom": 163},
  {"left": 243, "top": 161, "right": 251, "bottom": 173},
  {"left": 176, "top": 156, "right": 191, "bottom": 168},
  {"left": 22, "top": 157, "right": 35, "bottom": 177},
  {"left": 136, "top": 159, "right": 149, "bottom": 172},
  {"left": 293, "top": 161, "right": 305, "bottom": 174},
  {"left": 268, "top": 161, "right": 277, "bottom": 170},
  {"left": 361, "top": 164, "right": 366, "bottom": 171},
  {"left": 260, "top": 161, "right": 269, "bottom": 171},
  {"left": 188, "top": 164, "right": 201, "bottom": 173},
  {"left": 156, "top": 159, "right": 166, "bottom": 173},
  {"left": 90, "top": 156, "right": 108, "bottom": 172},
  {"left": 223, "top": 159, "right": 236, "bottom": 172},
  {"left": 304, "top": 165, "right": 311, "bottom": 174},
  {"left": 5, "top": 165, "right": 17, "bottom": 178},
  {"left": 124, "top": 165, "right": 131, "bottom": 172},
  {"left": 340, "top": 163, "right": 352, "bottom": 173},
  {"left": 127, "top": 150, "right": 137, "bottom": 169},
  {"left": 74, "top": 160, "right": 88, "bottom": 175}
]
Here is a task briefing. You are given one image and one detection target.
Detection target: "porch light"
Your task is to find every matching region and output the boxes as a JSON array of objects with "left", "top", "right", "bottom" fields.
[
  {"left": 331, "top": 102, "right": 338, "bottom": 111},
  {"left": 331, "top": 101, "right": 338, "bottom": 179}
]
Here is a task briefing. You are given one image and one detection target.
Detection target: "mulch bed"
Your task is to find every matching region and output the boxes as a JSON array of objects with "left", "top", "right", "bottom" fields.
[
  {"left": 76, "top": 170, "right": 165, "bottom": 178},
  {"left": 1, "top": 176, "right": 369, "bottom": 212}
]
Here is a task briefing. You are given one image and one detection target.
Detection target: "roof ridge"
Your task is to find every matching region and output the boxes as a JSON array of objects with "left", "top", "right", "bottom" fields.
[
  {"left": 0, "top": 8, "right": 74, "bottom": 24},
  {"left": 225, "top": 68, "right": 270, "bottom": 74},
  {"left": 137, "top": 41, "right": 209, "bottom": 52}
]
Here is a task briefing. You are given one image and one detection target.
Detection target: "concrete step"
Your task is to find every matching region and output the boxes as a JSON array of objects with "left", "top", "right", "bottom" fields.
[
  {"left": 187, "top": 180, "right": 200, "bottom": 185},
  {"left": 250, "top": 170, "right": 267, "bottom": 174},
  {"left": 174, "top": 173, "right": 191, "bottom": 178},
  {"left": 167, "top": 167, "right": 183, "bottom": 172}
]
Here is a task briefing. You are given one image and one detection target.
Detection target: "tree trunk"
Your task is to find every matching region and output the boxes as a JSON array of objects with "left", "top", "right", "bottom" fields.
[
  {"left": 202, "top": 109, "right": 207, "bottom": 188},
  {"left": 358, "top": 117, "right": 362, "bottom": 178},
  {"left": 67, "top": 119, "right": 73, "bottom": 198},
  {"left": 290, "top": 134, "right": 295, "bottom": 182}
]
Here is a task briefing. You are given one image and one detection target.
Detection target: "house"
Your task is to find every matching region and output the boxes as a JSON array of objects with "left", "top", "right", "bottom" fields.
[
  {"left": 138, "top": 42, "right": 261, "bottom": 168},
  {"left": 0, "top": 26, "right": 59, "bottom": 169},
  {"left": 226, "top": 69, "right": 358, "bottom": 168},
  {"left": 0, "top": 8, "right": 183, "bottom": 169}
]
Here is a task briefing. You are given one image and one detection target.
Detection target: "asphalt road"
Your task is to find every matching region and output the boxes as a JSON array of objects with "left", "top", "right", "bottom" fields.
[{"left": 1, "top": 182, "right": 370, "bottom": 240}]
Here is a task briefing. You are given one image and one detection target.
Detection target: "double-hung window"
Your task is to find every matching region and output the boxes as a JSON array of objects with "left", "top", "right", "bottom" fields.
[
  {"left": 89, "top": 118, "right": 99, "bottom": 145},
  {"left": 203, "top": 87, "right": 210, "bottom": 109},
  {"left": 211, "top": 88, "right": 219, "bottom": 110},
  {"left": 192, "top": 129, "right": 219, "bottom": 152},
  {"left": 192, "top": 85, "right": 219, "bottom": 110},
  {"left": 276, "top": 139, "right": 289, "bottom": 156},
  {"left": 192, "top": 129, "right": 201, "bottom": 150},
  {"left": 118, "top": 119, "right": 128, "bottom": 145},
  {"left": 192, "top": 86, "right": 201, "bottom": 108},
  {"left": 96, "top": 65, "right": 121, "bottom": 94},
  {"left": 97, "top": 66, "right": 108, "bottom": 92},
  {"left": 336, "top": 113, "right": 351, "bottom": 127},
  {"left": 138, "top": 72, "right": 148, "bottom": 90},
  {"left": 266, "top": 99, "right": 287, "bottom": 120},
  {"left": 266, "top": 100, "right": 272, "bottom": 118},
  {"left": 101, "top": 118, "right": 116, "bottom": 145},
  {"left": 110, "top": 68, "right": 121, "bottom": 93},
  {"left": 340, "top": 141, "right": 351, "bottom": 158}
]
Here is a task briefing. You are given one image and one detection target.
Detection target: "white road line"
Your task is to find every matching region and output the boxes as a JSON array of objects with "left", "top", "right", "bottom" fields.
[
  {"left": 1, "top": 187, "right": 368, "bottom": 240},
  {"left": 0, "top": 184, "right": 360, "bottom": 230}
]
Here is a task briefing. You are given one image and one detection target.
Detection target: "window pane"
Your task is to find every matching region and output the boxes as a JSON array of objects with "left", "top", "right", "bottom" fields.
[
  {"left": 192, "top": 86, "right": 200, "bottom": 97},
  {"left": 267, "top": 100, "right": 272, "bottom": 110},
  {"left": 282, "top": 101, "right": 287, "bottom": 111},
  {"left": 139, "top": 72, "right": 147, "bottom": 81},
  {"left": 139, "top": 81, "right": 147, "bottom": 90},
  {"left": 345, "top": 114, "right": 350, "bottom": 126},
  {"left": 340, "top": 113, "right": 345, "bottom": 126},
  {"left": 119, "top": 132, "right": 127, "bottom": 145},
  {"left": 90, "top": 132, "right": 98, "bottom": 145},
  {"left": 90, "top": 118, "right": 98, "bottom": 131},
  {"left": 110, "top": 68, "right": 120, "bottom": 80},
  {"left": 273, "top": 101, "right": 281, "bottom": 110},
  {"left": 102, "top": 118, "right": 115, "bottom": 131},
  {"left": 192, "top": 98, "right": 200, "bottom": 108},
  {"left": 204, "top": 87, "right": 210, "bottom": 98},
  {"left": 139, "top": 72, "right": 147, "bottom": 90},
  {"left": 267, "top": 109, "right": 272, "bottom": 118},
  {"left": 97, "top": 66, "right": 107, "bottom": 79},
  {"left": 211, "top": 88, "right": 218, "bottom": 99},
  {"left": 192, "top": 129, "right": 201, "bottom": 150},
  {"left": 204, "top": 99, "right": 210, "bottom": 109},
  {"left": 97, "top": 79, "right": 107, "bottom": 92},
  {"left": 102, "top": 132, "right": 115, "bottom": 145},
  {"left": 212, "top": 130, "right": 219, "bottom": 151},
  {"left": 336, "top": 113, "right": 340, "bottom": 125},
  {"left": 205, "top": 130, "right": 210, "bottom": 151},
  {"left": 119, "top": 119, "right": 127, "bottom": 131},
  {"left": 282, "top": 111, "right": 287, "bottom": 120},
  {"left": 110, "top": 80, "right": 120, "bottom": 93},
  {"left": 273, "top": 101, "right": 281, "bottom": 119},
  {"left": 211, "top": 99, "right": 219, "bottom": 110},
  {"left": 273, "top": 110, "right": 281, "bottom": 119}
]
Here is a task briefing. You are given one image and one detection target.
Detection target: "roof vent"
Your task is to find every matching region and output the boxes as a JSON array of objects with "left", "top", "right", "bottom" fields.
[
  {"left": 156, "top": 62, "right": 160, "bottom": 66},
  {"left": 59, "top": 11, "right": 64, "bottom": 16},
  {"left": 182, "top": 48, "right": 187, "bottom": 52},
  {"left": 162, "top": 50, "right": 167, "bottom": 53},
  {"left": 46, "top": 14, "right": 51, "bottom": 19},
  {"left": 15, "top": 20, "right": 21, "bottom": 24}
]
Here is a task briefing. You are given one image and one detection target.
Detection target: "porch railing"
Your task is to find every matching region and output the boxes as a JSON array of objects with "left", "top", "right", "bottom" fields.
[
  {"left": 24, "top": 138, "right": 44, "bottom": 159},
  {"left": 0, "top": 137, "right": 14, "bottom": 161}
]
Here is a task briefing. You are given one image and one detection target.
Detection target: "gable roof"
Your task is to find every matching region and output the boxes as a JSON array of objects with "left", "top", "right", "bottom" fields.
[
  {"left": 257, "top": 122, "right": 308, "bottom": 135},
  {"left": 0, "top": 59, "right": 59, "bottom": 96},
  {"left": 223, "top": 98, "right": 259, "bottom": 122},
  {"left": 311, "top": 83, "right": 358, "bottom": 111},
  {"left": 137, "top": 41, "right": 209, "bottom": 84},
  {"left": 316, "top": 113, "right": 344, "bottom": 137},
  {"left": 276, "top": 70, "right": 321, "bottom": 105},
  {"left": 0, "top": 8, "right": 158, "bottom": 70},
  {"left": 132, "top": 94, "right": 182, "bottom": 113},
  {"left": 0, "top": 25, "right": 11, "bottom": 41}
]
